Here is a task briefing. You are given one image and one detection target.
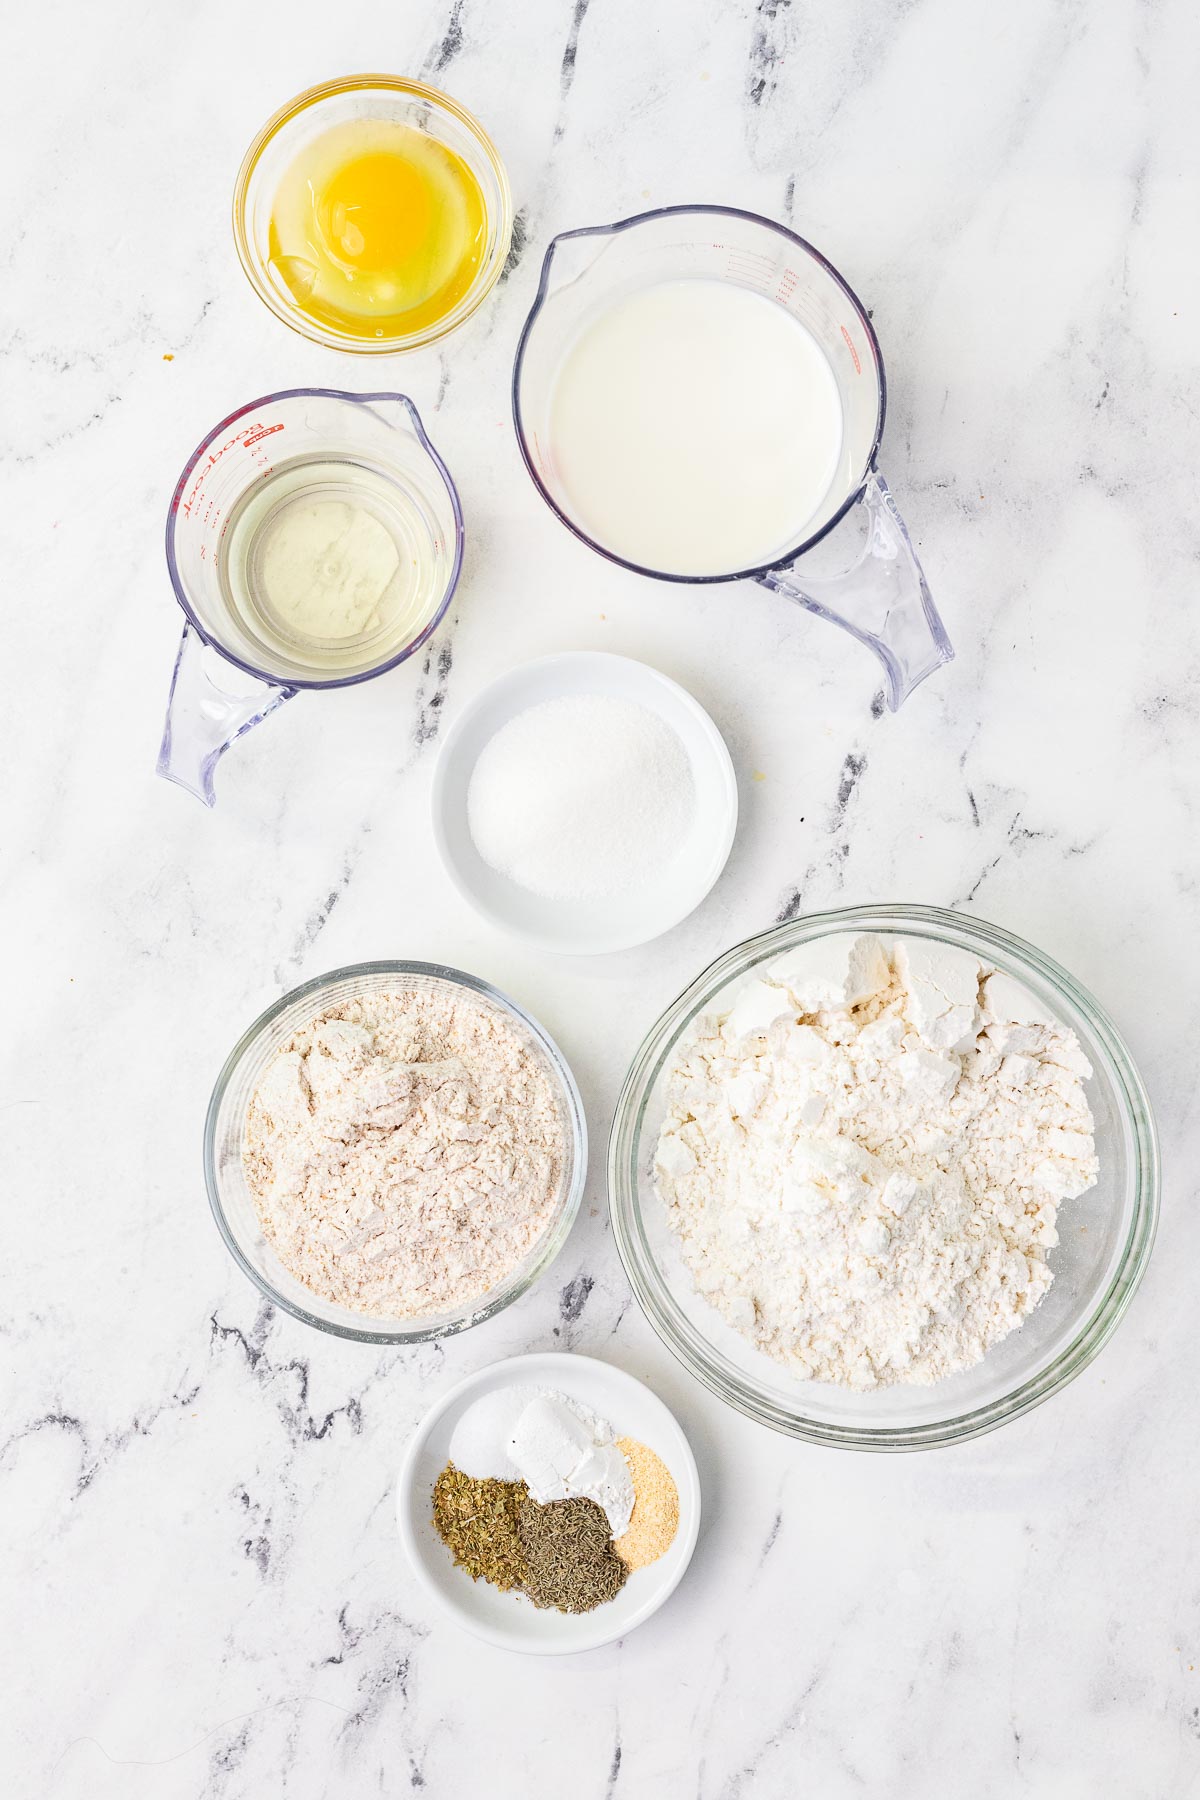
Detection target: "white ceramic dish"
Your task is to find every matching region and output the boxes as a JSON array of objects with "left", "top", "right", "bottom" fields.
[
  {"left": 431, "top": 652, "right": 738, "bottom": 954},
  {"left": 397, "top": 1351, "right": 701, "bottom": 1653}
]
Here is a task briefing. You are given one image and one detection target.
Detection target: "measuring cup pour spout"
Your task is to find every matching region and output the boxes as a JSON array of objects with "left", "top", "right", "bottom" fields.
[
  {"left": 157, "top": 626, "right": 297, "bottom": 807},
  {"left": 757, "top": 471, "right": 952, "bottom": 710}
]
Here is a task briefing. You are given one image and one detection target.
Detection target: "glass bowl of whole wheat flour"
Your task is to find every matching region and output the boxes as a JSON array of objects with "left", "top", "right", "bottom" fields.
[
  {"left": 609, "top": 905, "right": 1158, "bottom": 1449},
  {"left": 206, "top": 962, "right": 586, "bottom": 1343}
]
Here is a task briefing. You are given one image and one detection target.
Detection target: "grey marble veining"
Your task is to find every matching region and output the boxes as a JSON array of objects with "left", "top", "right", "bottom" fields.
[{"left": 4, "top": 0, "right": 1200, "bottom": 1794}]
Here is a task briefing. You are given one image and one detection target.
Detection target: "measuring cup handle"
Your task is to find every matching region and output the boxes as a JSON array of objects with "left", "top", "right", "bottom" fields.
[
  {"left": 757, "top": 470, "right": 953, "bottom": 710},
  {"left": 156, "top": 624, "right": 297, "bottom": 807}
]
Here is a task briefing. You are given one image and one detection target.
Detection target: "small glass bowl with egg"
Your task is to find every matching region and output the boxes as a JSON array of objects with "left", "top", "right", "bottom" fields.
[
  {"left": 609, "top": 904, "right": 1159, "bottom": 1450},
  {"left": 233, "top": 75, "right": 513, "bottom": 353}
]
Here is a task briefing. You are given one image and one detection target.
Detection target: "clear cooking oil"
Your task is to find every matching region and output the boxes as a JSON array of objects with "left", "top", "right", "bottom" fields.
[{"left": 217, "top": 458, "right": 449, "bottom": 677}]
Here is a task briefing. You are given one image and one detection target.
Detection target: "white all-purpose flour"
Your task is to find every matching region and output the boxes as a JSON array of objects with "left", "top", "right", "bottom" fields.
[{"left": 655, "top": 934, "right": 1099, "bottom": 1389}]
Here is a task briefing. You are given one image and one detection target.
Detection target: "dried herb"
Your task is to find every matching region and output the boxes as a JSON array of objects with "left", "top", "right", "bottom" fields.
[
  {"left": 432, "top": 1462, "right": 527, "bottom": 1591},
  {"left": 517, "top": 1495, "right": 628, "bottom": 1614}
]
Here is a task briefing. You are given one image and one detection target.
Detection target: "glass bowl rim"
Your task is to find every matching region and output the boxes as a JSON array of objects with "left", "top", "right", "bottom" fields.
[
  {"left": 231, "top": 73, "right": 514, "bottom": 355},
  {"left": 608, "top": 902, "right": 1159, "bottom": 1450},
  {"left": 205, "top": 959, "right": 587, "bottom": 1343}
]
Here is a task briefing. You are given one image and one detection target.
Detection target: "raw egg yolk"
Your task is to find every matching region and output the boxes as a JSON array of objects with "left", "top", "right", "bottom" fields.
[{"left": 316, "top": 151, "right": 434, "bottom": 275}]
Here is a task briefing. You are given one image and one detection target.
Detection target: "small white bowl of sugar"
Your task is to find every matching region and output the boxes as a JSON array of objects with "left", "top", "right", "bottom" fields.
[{"left": 432, "top": 651, "right": 738, "bottom": 954}]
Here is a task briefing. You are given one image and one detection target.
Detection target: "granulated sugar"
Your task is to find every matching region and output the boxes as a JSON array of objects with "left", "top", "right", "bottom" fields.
[
  {"left": 467, "top": 694, "right": 695, "bottom": 901},
  {"left": 243, "top": 986, "right": 565, "bottom": 1320}
]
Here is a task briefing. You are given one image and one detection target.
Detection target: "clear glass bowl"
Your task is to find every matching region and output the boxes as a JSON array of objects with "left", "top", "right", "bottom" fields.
[
  {"left": 609, "top": 905, "right": 1158, "bottom": 1449},
  {"left": 206, "top": 962, "right": 586, "bottom": 1343},
  {"left": 232, "top": 75, "right": 513, "bottom": 354}
]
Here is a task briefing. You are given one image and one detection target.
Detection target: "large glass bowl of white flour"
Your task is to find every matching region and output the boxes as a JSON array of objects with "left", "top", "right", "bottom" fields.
[
  {"left": 206, "top": 963, "right": 586, "bottom": 1342},
  {"left": 609, "top": 906, "right": 1158, "bottom": 1449}
]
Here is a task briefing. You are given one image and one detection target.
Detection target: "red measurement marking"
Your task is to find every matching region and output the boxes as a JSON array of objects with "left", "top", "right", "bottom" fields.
[
  {"left": 181, "top": 429, "right": 252, "bottom": 517},
  {"left": 244, "top": 423, "right": 284, "bottom": 447},
  {"left": 840, "top": 325, "right": 862, "bottom": 373}
]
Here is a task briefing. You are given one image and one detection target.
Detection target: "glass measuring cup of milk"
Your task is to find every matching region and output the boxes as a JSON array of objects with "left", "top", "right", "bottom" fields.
[
  {"left": 513, "top": 205, "right": 952, "bottom": 708},
  {"left": 159, "top": 388, "right": 462, "bottom": 805}
]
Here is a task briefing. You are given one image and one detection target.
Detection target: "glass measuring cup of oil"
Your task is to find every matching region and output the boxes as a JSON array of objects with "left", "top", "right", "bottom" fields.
[
  {"left": 233, "top": 76, "right": 512, "bottom": 352},
  {"left": 158, "top": 388, "right": 463, "bottom": 806},
  {"left": 514, "top": 205, "right": 952, "bottom": 710}
]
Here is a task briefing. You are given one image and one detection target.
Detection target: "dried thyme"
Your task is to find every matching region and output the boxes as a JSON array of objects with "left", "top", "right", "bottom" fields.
[
  {"left": 432, "top": 1463, "right": 527, "bottom": 1591},
  {"left": 517, "top": 1494, "right": 628, "bottom": 1613}
]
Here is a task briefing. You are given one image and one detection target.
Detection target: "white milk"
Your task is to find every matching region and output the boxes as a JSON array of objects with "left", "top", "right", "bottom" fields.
[{"left": 547, "top": 278, "right": 844, "bottom": 576}]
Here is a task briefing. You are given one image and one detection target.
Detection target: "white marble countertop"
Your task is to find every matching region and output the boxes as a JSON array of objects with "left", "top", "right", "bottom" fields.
[{"left": 6, "top": 0, "right": 1199, "bottom": 1794}]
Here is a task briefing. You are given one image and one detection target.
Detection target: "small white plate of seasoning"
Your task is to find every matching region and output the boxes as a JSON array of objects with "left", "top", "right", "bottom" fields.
[
  {"left": 397, "top": 1351, "right": 701, "bottom": 1654},
  {"left": 431, "top": 651, "right": 738, "bottom": 955}
]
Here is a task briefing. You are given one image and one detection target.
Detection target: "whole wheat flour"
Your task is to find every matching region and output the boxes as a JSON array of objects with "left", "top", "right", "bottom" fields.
[
  {"left": 244, "top": 988, "right": 565, "bottom": 1320},
  {"left": 655, "top": 933, "right": 1099, "bottom": 1389}
]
